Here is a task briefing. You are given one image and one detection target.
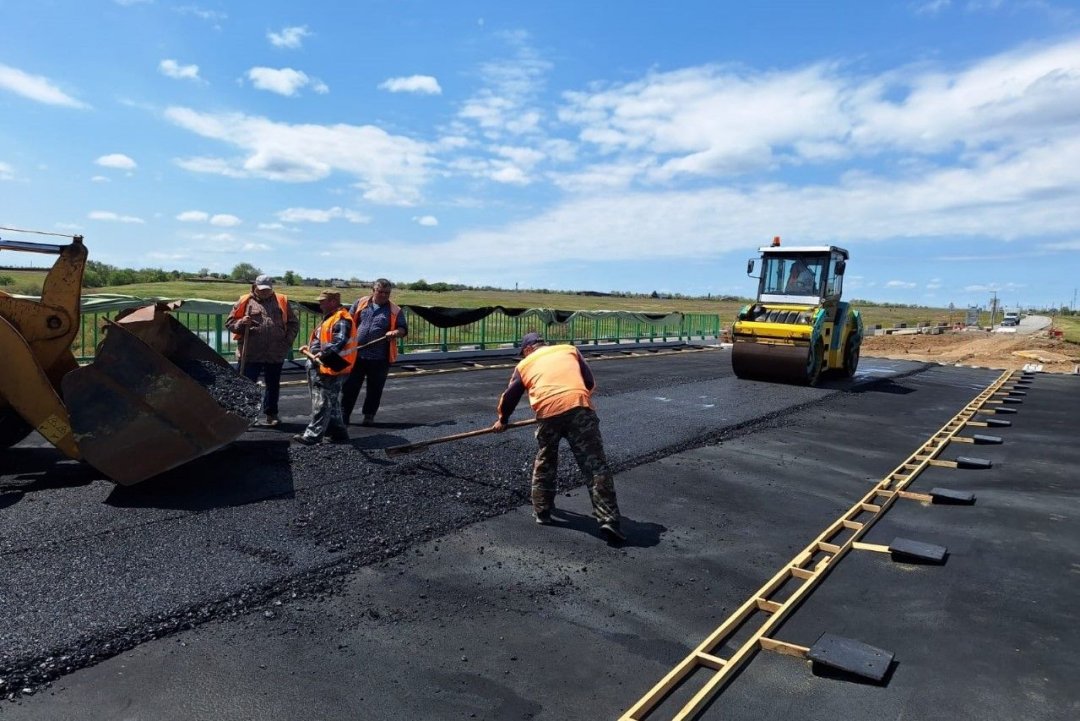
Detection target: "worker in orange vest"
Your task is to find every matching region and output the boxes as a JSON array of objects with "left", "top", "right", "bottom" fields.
[
  {"left": 293, "top": 290, "right": 357, "bottom": 445},
  {"left": 491, "top": 332, "right": 624, "bottom": 542},
  {"left": 342, "top": 278, "right": 408, "bottom": 426},
  {"left": 226, "top": 274, "right": 299, "bottom": 427}
]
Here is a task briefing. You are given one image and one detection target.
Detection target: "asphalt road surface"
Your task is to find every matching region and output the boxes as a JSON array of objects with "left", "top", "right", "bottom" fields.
[{"left": 2, "top": 347, "right": 1076, "bottom": 720}]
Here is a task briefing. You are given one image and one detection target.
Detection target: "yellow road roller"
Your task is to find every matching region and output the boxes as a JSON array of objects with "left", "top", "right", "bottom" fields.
[{"left": 731, "top": 237, "right": 862, "bottom": 385}]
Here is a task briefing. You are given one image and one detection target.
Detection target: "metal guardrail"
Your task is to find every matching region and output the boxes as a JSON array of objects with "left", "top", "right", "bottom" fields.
[{"left": 72, "top": 307, "right": 723, "bottom": 362}]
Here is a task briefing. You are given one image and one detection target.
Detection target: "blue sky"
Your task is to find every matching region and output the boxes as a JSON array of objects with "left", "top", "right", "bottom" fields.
[{"left": 1, "top": 0, "right": 1078, "bottom": 309}]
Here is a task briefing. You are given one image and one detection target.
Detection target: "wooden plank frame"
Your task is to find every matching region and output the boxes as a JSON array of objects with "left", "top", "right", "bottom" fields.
[{"left": 618, "top": 369, "right": 1018, "bottom": 721}]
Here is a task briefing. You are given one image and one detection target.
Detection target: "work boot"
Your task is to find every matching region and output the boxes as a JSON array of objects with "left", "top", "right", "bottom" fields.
[
  {"left": 361, "top": 415, "right": 375, "bottom": 426},
  {"left": 324, "top": 431, "right": 350, "bottom": 444},
  {"left": 600, "top": 521, "right": 625, "bottom": 542},
  {"left": 264, "top": 413, "right": 280, "bottom": 427},
  {"left": 534, "top": 510, "right": 552, "bottom": 525},
  {"left": 292, "top": 433, "right": 318, "bottom": 446}
]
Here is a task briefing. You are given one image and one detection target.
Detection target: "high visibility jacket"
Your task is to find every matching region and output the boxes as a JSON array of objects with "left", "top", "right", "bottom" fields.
[
  {"left": 352, "top": 296, "right": 402, "bottom": 363},
  {"left": 309, "top": 309, "right": 358, "bottom": 376},
  {"left": 515, "top": 344, "right": 594, "bottom": 419},
  {"left": 228, "top": 293, "right": 290, "bottom": 341}
]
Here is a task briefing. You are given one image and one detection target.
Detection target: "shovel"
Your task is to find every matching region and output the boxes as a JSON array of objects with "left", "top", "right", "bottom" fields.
[
  {"left": 300, "top": 334, "right": 392, "bottom": 372},
  {"left": 384, "top": 419, "right": 537, "bottom": 457}
]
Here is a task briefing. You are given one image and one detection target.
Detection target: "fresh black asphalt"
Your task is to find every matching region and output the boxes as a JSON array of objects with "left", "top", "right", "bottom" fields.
[{"left": 1, "top": 349, "right": 1076, "bottom": 719}]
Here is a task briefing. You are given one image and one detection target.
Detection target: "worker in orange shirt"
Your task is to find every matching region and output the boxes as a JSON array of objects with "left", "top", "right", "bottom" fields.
[{"left": 491, "top": 332, "right": 624, "bottom": 542}]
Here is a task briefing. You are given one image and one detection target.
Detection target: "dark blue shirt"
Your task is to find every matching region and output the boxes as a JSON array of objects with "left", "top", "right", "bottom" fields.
[{"left": 351, "top": 300, "right": 408, "bottom": 361}]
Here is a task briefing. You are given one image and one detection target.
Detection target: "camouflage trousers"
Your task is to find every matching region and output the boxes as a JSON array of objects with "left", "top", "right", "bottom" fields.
[
  {"left": 532, "top": 406, "right": 620, "bottom": 524},
  {"left": 302, "top": 366, "right": 347, "bottom": 440}
]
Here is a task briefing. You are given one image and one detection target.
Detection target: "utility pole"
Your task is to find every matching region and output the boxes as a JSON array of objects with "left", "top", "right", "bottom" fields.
[
  {"left": 989, "top": 291, "right": 998, "bottom": 329},
  {"left": 1072, "top": 287, "right": 1077, "bottom": 312}
]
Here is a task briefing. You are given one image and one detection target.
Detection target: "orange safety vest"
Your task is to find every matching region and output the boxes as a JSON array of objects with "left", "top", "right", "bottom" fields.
[
  {"left": 228, "top": 293, "right": 290, "bottom": 341},
  {"left": 352, "top": 296, "right": 402, "bottom": 363},
  {"left": 309, "top": 308, "right": 358, "bottom": 376},
  {"left": 516, "top": 344, "right": 594, "bottom": 419}
]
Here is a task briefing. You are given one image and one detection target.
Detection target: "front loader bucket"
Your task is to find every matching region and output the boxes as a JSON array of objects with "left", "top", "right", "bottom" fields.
[{"left": 61, "top": 305, "right": 260, "bottom": 485}]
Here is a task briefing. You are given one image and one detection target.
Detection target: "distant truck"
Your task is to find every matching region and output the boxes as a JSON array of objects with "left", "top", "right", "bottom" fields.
[{"left": 1001, "top": 311, "right": 1021, "bottom": 327}]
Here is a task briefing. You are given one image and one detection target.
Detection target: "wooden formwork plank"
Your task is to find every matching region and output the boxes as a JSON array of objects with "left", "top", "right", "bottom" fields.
[{"left": 618, "top": 370, "right": 1013, "bottom": 721}]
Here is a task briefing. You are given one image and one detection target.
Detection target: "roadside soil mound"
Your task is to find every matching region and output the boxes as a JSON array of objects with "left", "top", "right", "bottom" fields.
[{"left": 862, "top": 330, "right": 1080, "bottom": 373}]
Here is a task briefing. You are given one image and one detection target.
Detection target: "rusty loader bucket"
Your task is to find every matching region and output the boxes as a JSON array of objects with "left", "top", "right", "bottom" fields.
[
  {"left": 61, "top": 304, "right": 258, "bottom": 485},
  {"left": 1, "top": 234, "right": 257, "bottom": 484}
]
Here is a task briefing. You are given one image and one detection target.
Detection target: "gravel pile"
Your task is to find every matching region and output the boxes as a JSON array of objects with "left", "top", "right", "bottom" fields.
[{"left": 173, "top": 358, "right": 263, "bottom": 419}]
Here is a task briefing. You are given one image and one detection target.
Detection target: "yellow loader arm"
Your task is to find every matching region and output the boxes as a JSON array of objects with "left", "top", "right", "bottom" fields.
[
  {"left": 1, "top": 234, "right": 258, "bottom": 484},
  {"left": 0, "top": 236, "right": 86, "bottom": 455}
]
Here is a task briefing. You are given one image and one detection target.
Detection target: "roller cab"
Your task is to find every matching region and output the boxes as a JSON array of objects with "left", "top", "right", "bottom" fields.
[{"left": 731, "top": 238, "right": 862, "bottom": 385}]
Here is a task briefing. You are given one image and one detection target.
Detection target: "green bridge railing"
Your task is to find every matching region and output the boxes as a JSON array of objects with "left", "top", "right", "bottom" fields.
[{"left": 72, "top": 306, "right": 723, "bottom": 362}]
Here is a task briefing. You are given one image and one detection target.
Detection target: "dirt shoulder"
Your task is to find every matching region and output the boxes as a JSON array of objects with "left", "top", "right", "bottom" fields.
[{"left": 862, "top": 329, "right": 1080, "bottom": 373}]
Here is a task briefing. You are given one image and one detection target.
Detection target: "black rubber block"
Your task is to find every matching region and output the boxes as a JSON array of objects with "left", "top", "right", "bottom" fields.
[
  {"left": 929, "top": 487, "right": 976, "bottom": 505},
  {"left": 808, "top": 633, "right": 894, "bottom": 682},
  {"left": 890, "top": 537, "right": 948, "bottom": 564}
]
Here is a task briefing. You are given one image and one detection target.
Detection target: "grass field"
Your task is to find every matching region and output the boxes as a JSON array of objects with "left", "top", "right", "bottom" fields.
[
  {"left": 1052, "top": 314, "right": 1080, "bottom": 343},
  {"left": 3, "top": 271, "right": 1072, "bottom": 333}
]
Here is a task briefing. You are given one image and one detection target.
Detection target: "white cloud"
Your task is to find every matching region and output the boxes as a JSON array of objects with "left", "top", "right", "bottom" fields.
[
  {"left": 166, "top": 106, "right": 432, "bottom": 204},
  {"left": 413, "top": 215, "right": 439, "bottom": 226},
  {"left": 176, "top": 210, "right": 241, "bottom": 226},
  {"left": 258, "top": 222, "right": 286, "bottom": 230},
  {"left": 551, "top": 161, "right": 643, "bottom": 193},
  {"left": 174, "top": 156, "right": 248, "bottom": 178},
  {"left": 89, "top": 210, "right": 145, "bottom": 224},
  {"left": 241, "top": 242, "right": 271, "bottom": 251},
  {"left": 246, "top": 67, "right": 327, "bottom": 96},
  {"left": 175, "top": 6, "right": 227, "bottom": 23},
  {"left": 379, "top": 75, "right": 442, "bottom": 95},
  {"left": 886, "top": 280, "right": 918, "bottom": 288},
  {"left": 114, "top": 0, "right": 152, "bottom": 6},
  {"left": 554, "top": 38, "right": 1080, "bottom": 185},
  {"left": 95, "top": 153, "right": 137, "bottom": 170},
  {"left": 159, "top": 59, "right": 201, "bottom": 82},
  {"left": 90, "top": 175, "right": 110, "bottom": 183},
  {"left": 0, "top": 161, "right": 14, "bottom": 181},
  {"left": 0, "top": 63, "right": 87, "bottom": 108},
  {"left": 276, "top": 207, "right": 371, "bottom": 223},
  {"left": 268, "top": 26, "right": 311, "bottom": 49},
  {"left": 192, "top": 232, "right": 235, "bottom": 243},
  {"left": 457, "top": 31, "right": 551, "bottom": 139},
  {"left": 1041, "top": 239, "right": 1080, "bottom": 250},
  {"left": 327, "top": 130, "right": 1080, "bottom": 277},
  {"left": 913, "top": 0, "right": 951, "bottom": 15}
]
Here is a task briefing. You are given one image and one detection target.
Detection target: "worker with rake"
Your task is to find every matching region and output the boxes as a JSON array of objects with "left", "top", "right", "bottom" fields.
[
  {"left": 293, "top": 290, "right": 356, "bottom": 445},
  {"left": 492, "top": 332, "right": 624, "bottom": 542}
]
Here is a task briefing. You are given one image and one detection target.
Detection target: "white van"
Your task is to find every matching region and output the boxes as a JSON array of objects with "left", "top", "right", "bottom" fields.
[{"left": 1002, "top": 311, "right": 1020, "bottom": 327}]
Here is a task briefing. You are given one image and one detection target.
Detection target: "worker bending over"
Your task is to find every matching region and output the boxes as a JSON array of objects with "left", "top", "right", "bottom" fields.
[{"left": 492, "top": 332, "right": 624, "bottom": 542}]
